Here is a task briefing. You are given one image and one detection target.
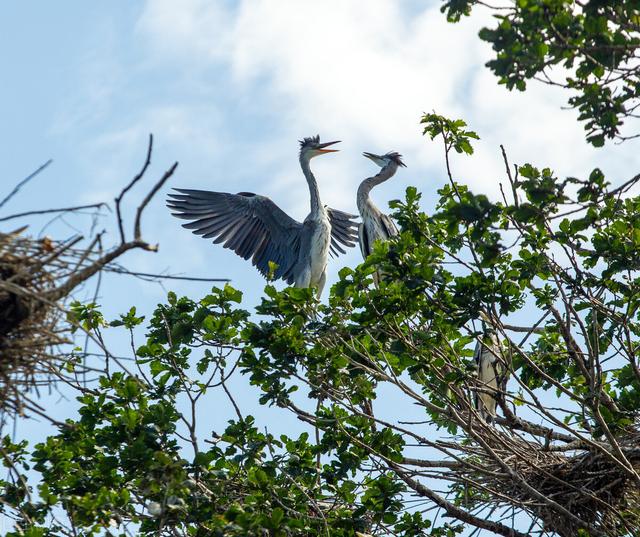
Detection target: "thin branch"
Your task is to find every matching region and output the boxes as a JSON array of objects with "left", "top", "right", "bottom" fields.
[
  {"left": 0, "top": 203, "right": 107, "bottom": 223},
  {"left": 7, "top": 235, "right": 84, "bottom": 284},
  {"left": 402, "top": 457, "right": 464, "bottom": 470},
  {"left": 47, "top": 160, "right": 179, "bottom": 301},
  {"left": 500, "top": 144, "right": 519, "bottom": 208},
  {"left": 608, "top": 171, "right": 640, "bottom": 197},
  {"left": 392, "top": 465, "right": 529, "bottom": 537},
  {"left": 134, "top": 161, "right": 178, "bottom": 241},
  {"left": 0, "top": 159, "right": 53, "bottom": 210},
  {"left": 102, "top": 267, "right": 230, "bottom": 283},
  {"left": 115, "top": 134, "right": 153, "bottom": 244}
]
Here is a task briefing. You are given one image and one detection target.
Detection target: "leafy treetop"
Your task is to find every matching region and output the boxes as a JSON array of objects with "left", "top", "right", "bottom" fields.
[{"left": 441, "top": 0, "right": 640, "bottom": 146}]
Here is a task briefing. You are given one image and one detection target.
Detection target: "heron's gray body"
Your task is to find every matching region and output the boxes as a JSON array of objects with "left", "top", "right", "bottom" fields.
[
  {"left": 357, "top": 152, "right": 405, "bottom": 285},
  {"left": 167, "top": 136, "right": 358, "bottom": 296},
  {"left": 473, "top": 331, "right": 504, "bottom": 423},
  {"left": 297, "top": 210, "right": 332, "bottom": 291},
  {"left": 357, "top": 200, "right": 399, "bottom": 259}
]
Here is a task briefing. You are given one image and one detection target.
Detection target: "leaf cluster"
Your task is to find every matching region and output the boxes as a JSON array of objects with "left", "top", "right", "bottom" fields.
[{"left": 441, "top": 0, "right": 640, "bottom": 145}]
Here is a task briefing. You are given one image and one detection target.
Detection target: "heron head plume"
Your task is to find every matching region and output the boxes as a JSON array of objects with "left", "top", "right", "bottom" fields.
[
  {"left": 363, "top": 151, "right": 407, "bottom": 168},
  {"left": 299, "top": 135, "right": 340, "bottom": 160}
]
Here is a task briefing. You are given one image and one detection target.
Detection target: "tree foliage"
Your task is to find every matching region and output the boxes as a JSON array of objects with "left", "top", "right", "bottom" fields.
[
  {"left": 2, "top": 115, "right": 640, "bottom": 536},
  {"left": 2, "top": 4, "right": 640, "bottom": 537},
  {"left": 442, "top": 0, "right": 640, "bottom": 145}
]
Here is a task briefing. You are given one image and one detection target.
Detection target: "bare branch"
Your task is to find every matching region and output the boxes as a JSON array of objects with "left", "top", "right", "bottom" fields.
[
  {"left": 0, "top": 159, "right": 53, "bottom": 210},
  {"left": 134, "top": 161, "right": 178, "bottom": 241},
  {"left": 115, "top": 134, "right": 153, "bottom": 244},
  {"left": 102, "top": 266, "right": 230, "bottom": 283},
  {"left": 0, "top": 203, "right": 107, "bottom": 223}
]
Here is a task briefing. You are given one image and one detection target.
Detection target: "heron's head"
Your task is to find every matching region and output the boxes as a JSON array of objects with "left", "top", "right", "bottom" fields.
[
  {"left": 299, "top": 135, "right": 340, "bottom": 160},
  {"left": 363, "top": 151, "right": 407, "bottom": 169}
]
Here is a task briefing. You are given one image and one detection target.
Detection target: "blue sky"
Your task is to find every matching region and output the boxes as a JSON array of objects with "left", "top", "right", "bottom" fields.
[
  {"left": 1, "top": 0, "right": 639, "bottom": 528},
  {"left": 4, "top": 0, "right": 637, "bottom": 310}
]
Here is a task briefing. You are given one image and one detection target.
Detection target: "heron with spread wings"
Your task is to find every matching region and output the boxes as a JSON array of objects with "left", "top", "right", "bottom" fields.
[
  {"left": 357, "top": 151, "right": 406, "bottom": 286},
  {"left": 167, "top": 136, "right": 358, "bottom": 296}
]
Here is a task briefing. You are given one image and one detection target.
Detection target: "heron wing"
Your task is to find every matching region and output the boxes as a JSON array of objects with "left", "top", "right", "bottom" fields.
[
  {"left": 167, "top": 188, "right": 303, "bottom": 284},
  {"left": 380, "top": 213, "right": 399, "bottom": 239},
  {"left": 473, "top": 339, "right": 482, "bottom": 366},
  {"left": 326, "top": 207, "right": 359, "bottom": 257},
  {"left": 358, "top": 222, "right": 371, "bottom": 259}
]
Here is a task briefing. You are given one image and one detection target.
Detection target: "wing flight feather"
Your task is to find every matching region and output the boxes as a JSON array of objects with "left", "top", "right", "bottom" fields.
[
  {"left": 327, "top": 207, "right": 359, "bottom": 257},
  {"left": 167, "top": 188, "right": 303, "bottom": 283}
]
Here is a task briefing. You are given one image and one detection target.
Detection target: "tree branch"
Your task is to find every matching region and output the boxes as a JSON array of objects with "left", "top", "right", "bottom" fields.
[
  {"left": 0, "top": 203, "right": 107, "bottom": 223},
  {"left": 115, "top": 134, "right": 153, "bottom": 244},
  {"left": 0, "top": 159, "right": 53, "bottom": 210}
]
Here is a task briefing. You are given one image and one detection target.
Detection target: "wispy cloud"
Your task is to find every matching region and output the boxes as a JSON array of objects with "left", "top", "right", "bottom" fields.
[
  {"left": 133, "top": 0, "right": 636, "bottom": 205},
  {"left": 50, "top": 0, "right": 639, "bottom": 301}
]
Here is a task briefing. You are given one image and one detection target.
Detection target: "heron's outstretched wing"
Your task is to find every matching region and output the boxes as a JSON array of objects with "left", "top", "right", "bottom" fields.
[
  {"left": 167, "top": 188, "right": 303, "bottom": 284},
  {"left": 326, "top": 207, "right": 359, "bottom": 257}
]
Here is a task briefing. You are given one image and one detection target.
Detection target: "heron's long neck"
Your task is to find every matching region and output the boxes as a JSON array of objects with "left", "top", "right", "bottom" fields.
[
  {"left": 300, "top": 156, "right": 323, "bottom": 216},
  {"left": 357, "top": 164, "right": 396, "bottom": 214}
]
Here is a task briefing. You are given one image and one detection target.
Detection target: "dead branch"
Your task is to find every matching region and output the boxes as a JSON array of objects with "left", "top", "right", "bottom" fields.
[
  {"left": 0, "top": 136, "right": 180, "bottom": 415},
  {"left": 0, "top": 159, "right": 53, "bottom": 210},
  {"left": 115, "top": 134, "right": 153, "bottom": 244},
  {"left": 0, "top": 203, "right": 108, "bottom": 223}
]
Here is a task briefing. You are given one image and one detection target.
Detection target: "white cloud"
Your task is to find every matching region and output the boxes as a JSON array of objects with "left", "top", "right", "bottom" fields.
[
  {"left": 134, "top": 0, "right": 639, "bottom": 208},
  {"left": 135, "top": 0, "right": 232, "bottom": 63},
  {"left": 62, "top": 0, "right": 640, "bottom": 303},
  {"left": 133, "top": 0, "right": 487, "bottom": 220}
]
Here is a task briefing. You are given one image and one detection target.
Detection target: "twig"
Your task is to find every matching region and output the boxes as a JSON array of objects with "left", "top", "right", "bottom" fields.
[
  {"left": 47, "top": 161, "right": 179, "bottom": 301},
  {"left": 7, "top": 235, "right": 84, "bottom": 283},
  {"left": 115, "top": 134, "right": 153, "bottom": 244},
  {"left": 0, "top": 159, "right": 53, "bottom": 210},
  {"left": 500, "top": 144, "right": 519, "bottom": 207},
  {"left": 221, "top": 377, "right": 243, "bottom": 422},
  {"left": 0, "top": 203, "right": 107, "bottom": 223},
  {"left": 608, "top": 171, "right": 640, "bottom": 197},
  {"left": 134, "top": 162, "right": 178, "bottom": 241},
  {"left": 103, "top": 266, "right": 229, "bottom": 282}
]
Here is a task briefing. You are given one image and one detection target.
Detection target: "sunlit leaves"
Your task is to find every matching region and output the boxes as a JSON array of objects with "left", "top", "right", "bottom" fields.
[
  {"left": 420, "top": 113, "right": 479, "bottom": 155},
  {"left": 443, "top": 0, "right": 640, "bottom": 145}
]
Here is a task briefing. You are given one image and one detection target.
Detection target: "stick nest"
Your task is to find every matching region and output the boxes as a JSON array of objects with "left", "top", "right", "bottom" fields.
[
  {"left": 0, "top": 230, "right": 74, "bottom": 413},
  {"left": 468, "top": 429, "right": 640, "bottom": 536}
]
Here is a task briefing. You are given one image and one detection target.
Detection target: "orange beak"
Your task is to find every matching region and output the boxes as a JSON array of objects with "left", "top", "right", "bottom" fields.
[{"left": 317, "top": 140, "right": 340, "bottom": 153}]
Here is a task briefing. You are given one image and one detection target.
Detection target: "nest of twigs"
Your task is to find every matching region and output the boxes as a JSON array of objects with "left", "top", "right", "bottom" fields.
[
  {"left": 0, "top": 229, "right": 73, "bottom": 413},
  {"left": 0, "top": 139, "right": 179, "bottom": 419},
  {"left": 470, "top": 429, "right": 640, "bottom": 536}
]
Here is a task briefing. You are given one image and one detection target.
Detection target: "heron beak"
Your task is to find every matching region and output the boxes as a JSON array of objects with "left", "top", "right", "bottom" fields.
[
  {"left": 362, "top": 152, "right": 381, "bottom": 161},
  {"left": 317, "top": 140, "right": 340, "bottom": 153}
]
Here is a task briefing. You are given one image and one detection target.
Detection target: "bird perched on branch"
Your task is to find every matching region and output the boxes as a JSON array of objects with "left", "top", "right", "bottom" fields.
[
  {"left": 357, "top": 151, "right": 405, "bottom": 286},
  {"left": 167, "top": 136, "right": 358, "bottom": 296},
  {"left": 473, "top": 326, "right": 506, "bottom": 423}
]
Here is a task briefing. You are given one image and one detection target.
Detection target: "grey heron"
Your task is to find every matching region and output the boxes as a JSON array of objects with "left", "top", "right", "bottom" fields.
[
  {"left": 473, "top": 327, "right": 505, "bottom": 423},
  {"left": 357, "top": 151, "right": 406, "bottom": 285},
  {"left": 167, "top": 136, "right": 358, "bottom": 296}
]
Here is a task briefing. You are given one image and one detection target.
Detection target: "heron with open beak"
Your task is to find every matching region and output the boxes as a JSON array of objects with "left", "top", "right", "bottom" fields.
[{"left": 167, "top": 136, "right": 358, "bottom": 296}]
